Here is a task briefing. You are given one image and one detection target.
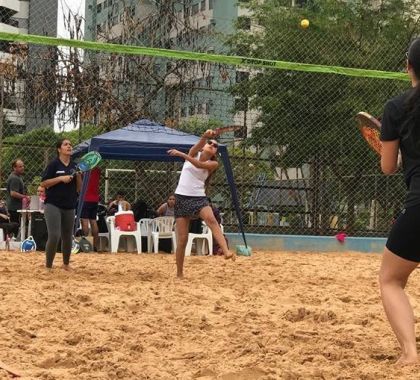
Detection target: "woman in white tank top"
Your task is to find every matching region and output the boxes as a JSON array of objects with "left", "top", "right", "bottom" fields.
[{"left": 167, "top": 129, "right": 235, "bottom": 278}]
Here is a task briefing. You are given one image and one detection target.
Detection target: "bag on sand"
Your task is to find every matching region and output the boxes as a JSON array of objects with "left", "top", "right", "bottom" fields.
[{"left": 78, "top": 237, "right": 93, "bottom": 253}]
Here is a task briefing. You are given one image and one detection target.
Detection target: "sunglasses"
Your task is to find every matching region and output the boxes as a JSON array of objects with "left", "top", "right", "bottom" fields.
[{"left": 207, "top": 140, "right": 219, "bottom": 148}]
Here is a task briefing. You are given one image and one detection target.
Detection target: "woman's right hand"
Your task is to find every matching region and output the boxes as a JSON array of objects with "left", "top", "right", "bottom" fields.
[
  {"left": 202, "top": 129, "right": 216, "bottom": 139},
  {"left": 60, "top": 175, "right": 73, "bottom": 183}
]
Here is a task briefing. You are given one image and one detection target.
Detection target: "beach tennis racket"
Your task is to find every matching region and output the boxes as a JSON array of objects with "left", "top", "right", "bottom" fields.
[
  {"left": 71, "top": 151, "right": 102, "bottom": 176},
  {"left": 355, "top": 112, "right": 381, "bottom": 155},
  {"left": 214, "top": 125, "right": 242, "bottom": 136}
]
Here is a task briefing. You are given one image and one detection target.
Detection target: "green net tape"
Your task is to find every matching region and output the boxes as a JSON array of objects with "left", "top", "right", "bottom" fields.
[{"left": 0, "top": 31, "right": 409, "bottom": 81}]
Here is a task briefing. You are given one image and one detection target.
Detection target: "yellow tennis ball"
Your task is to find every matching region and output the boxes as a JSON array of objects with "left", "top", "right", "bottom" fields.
[{"left": 300, "top": 19, "right": 309, "bottom": 29}]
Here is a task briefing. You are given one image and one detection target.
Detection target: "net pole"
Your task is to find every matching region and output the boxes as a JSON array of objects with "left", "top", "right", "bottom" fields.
[{"left": 0, "top": 75, "right": 4, "bottom": 187}]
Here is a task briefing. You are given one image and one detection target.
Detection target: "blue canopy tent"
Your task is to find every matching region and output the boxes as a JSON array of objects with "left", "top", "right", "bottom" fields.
[{"left": 73, "top": 119, "right": 248, "bottom": 248}]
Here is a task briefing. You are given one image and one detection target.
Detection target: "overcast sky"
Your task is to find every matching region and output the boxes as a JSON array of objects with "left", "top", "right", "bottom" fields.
[{"left": 57, "top": 0, "right": 85, "bottom": 38}]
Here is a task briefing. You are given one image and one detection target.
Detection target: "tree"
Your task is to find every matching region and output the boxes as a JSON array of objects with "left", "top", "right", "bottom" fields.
[{"left": 229, "top": 0, "right": 418, "bottom": 234}]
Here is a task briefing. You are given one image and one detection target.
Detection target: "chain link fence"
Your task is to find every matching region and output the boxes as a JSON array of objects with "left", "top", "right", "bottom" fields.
[{"left": 0, "top": 0, "right": 417, "bottom": 236}]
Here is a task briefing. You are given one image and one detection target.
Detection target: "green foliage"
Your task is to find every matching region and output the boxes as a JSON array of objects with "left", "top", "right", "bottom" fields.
[
  {"left": 1, "top": 124, "right": 105, "bottom": 187},
  {"left": 27, "top": 176, "right": 42, "bottom": 195},
  {"left": 228, "top": 0, "right": 416, "bottom": 231}
]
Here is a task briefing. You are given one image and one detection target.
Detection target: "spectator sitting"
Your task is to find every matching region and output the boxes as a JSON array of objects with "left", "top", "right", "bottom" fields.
[
  {"left": 0, "top": 199, "right": 19, "bottom": 238},
  {"left": 107, "top": 191, "right": 131, "bottom": 216},
  {"left": 132, "top": 199, "right": 156, "bottom": 221},
  {"left": 156, "top": 194, "right": 175, "bottom": 217}
]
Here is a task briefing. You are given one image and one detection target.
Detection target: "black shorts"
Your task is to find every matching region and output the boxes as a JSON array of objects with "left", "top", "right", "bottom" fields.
[
  {"left": 386, "top": 203, "right": 420, "bottom": 262},
  {"left": 174, "top": 194, "right": 209, "bottom": 218},
  {"left": 81, "top": 202, "right": 98, "bottom": 220}
]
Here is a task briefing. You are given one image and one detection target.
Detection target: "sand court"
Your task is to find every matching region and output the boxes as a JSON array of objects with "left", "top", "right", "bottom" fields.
[{"left": 1, "top": 250, "right": 420, "bottom": 379}]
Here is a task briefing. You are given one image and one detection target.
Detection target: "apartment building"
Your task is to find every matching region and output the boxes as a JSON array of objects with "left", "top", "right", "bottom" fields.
[
  {"left": 84, "top": 0, "right": 244, "bottom": 130},
  {"left": 0, "top": 0, "right": 29, "bottom": 130},
  {"left": 0, "top": 0, "right": 58, "bottom": 132}
]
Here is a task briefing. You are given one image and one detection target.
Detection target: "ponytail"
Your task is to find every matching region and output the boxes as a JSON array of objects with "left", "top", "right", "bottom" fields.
[
  {"left": 404, "top": 38, "right": 420, "bottom": 145},
  {"left": 405, "top": 86, "right": 420, "bottom": 145}
]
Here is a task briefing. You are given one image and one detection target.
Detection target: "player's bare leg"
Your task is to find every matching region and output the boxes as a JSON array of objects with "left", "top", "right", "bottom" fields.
[
  {"left": 199, "top": 206, "right": 235, "bottom": 261},
  {"left": 380, "top": 248, "right": 418, "bottom": 366},
  {"left": 175, "top": 217, "right": 190, "bottom": 278}
]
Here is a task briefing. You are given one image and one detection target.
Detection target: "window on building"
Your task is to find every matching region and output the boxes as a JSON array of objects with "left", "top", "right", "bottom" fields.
[
  {"left": 234, "top": 97, "right": 248, "bottom": 112},
  {"left": 204, "top": 102, "right": 211, "bottom": 114},
  {"left": 200, "top": 0, "right": 206, "bottom": 11},
  {"left": 209, "top": 0, "right": 214, "bottom": 10},
  {"left": 234, "top": 126, "right": 247, "bottom": 139},
  {"left": 236, "top": 71, "right": 250, "bottom": 83},
  {"left": 189, "top": 105, "right": 196, "bottom": 115},
  {"left": 3, "top": 93, "right": 16, "bottom": 110},
  {"left": 237, "top": 16, "right": 251, "bottom": 30},
  {"left": 192, "top": 3, "right": 199, "bottom": 15},
  {"left": 0, "top": 41, "right": 10, "bottom": 53},
  {"left": 97, "top": 3, "right": 102, "bottom": 13},
  {"left": 181, "top": 107, "right": 187, "bottom": 117},
  {"left": 205, "top": 75, "right": 213, "bottom": 87}
]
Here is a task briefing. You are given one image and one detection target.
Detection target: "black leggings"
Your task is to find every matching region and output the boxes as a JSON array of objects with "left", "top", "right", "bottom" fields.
[{"left": 44, "top": 203, "right": 75, "bottom": 268}]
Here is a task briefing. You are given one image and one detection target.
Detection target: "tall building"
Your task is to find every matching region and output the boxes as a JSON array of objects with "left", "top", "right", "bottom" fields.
[
  {"left": 0, "top": 0, "right": 58, "bottom": 132},
  {"left": 83, "top": 0, "right": 244, "bottom": 130},
  {"left": 0, "top": 0, "right": 29, "bottom": 131},
  {"left": 26, "top": 0, "right": 58, "bottom": 130}
]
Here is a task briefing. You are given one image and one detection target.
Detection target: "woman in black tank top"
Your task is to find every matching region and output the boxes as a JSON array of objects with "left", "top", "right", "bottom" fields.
[{"left": 379, "top": 38, "right": 420, "bottom": 366}]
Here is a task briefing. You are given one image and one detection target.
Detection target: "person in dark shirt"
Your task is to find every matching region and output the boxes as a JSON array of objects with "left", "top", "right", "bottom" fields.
[
  {"left": 5, "top": 159, "right": 30, "bottom": 226},
  {"left": 41, "top": 138, "right": 82, "bottom": 270},
  {"left": 379, "top": 38, "right": 420, "bottom": 366}
]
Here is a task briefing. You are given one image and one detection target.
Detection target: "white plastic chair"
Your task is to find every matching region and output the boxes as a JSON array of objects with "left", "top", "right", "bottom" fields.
[
  {"left": 139, "top": 218, "right": 153, "bottom": 253},
  {"left": 185, "top": 222, "right": 213, "bottom": 257},
  {"left": 106, "top": 213, "right": 142, "bottom": 254},
  {"left": 151, "top": 216, "right": 176, "bottom": 253},
  {"left": 97, "top": 232, "right": 110, "bottom": 252}
]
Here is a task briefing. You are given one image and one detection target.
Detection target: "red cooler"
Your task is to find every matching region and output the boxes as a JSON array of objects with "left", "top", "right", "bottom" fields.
[{"left": 115, "top": 211, "right": 137, "bottom": 231}]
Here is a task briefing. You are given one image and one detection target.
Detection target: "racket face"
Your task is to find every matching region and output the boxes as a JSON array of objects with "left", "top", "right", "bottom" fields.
[
  {"left": 355, "top": 112, "right": 381, "bottom": 155},
  {"left": 360, "top": 126, "right": 381, "bottom": 155},
  {"left": 78, "top": 151, "right": 102, "bottom": 172},
  {"left": 355, "top": 112, "right": 381, "bottom": 131},
  {"left": 214, "top": 125, "right": 241, "bottom": 136}
]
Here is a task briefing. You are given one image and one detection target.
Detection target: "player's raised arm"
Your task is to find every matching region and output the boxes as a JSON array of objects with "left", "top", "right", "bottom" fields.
[{"left": 188, "top": 129, "right": 216, "bottom": 158}]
